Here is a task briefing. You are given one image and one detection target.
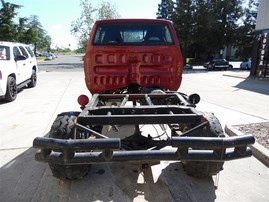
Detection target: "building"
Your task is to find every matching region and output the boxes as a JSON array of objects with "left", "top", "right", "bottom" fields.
[{"left": 250, "top": 0, "right": 269, "bottom": 78}]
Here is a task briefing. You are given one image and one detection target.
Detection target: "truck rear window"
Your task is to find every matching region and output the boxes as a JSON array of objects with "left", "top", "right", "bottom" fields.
[{"left": 93, "top": 22, "right": 174, "bottom": 45}]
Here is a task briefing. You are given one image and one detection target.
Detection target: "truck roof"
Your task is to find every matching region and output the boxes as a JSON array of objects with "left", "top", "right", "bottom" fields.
[{"left": 94, "top": 18, "right": 173, "bottom": 24}]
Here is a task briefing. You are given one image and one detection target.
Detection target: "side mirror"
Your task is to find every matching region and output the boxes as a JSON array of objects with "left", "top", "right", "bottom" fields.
[{"left": 15, "top": 55, "right": 26, "bottom": 61}]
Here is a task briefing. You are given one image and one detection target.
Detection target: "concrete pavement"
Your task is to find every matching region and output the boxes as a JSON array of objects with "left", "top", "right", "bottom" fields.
[
  {"left": 182, "top": 69, "right": 269, "bottom": 167},
  {"left": 221, "top": 71, "right": 269, "bottom": 168},
  {"left": 0, "top": 57, "right": 268, "bottom": 201}
]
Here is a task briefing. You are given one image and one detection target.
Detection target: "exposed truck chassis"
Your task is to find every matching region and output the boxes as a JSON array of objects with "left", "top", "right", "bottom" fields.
[
  {"left": 33, "top": 19, "right": 255, "bottom": 180},
  {"left": 33, "top": 90, "right": 254, "bottom": 179}
]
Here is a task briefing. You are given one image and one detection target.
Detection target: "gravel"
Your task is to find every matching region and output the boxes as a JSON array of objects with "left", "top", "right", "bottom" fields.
[{"left": 234, "top": 122, "right": 269, "bottom": 150}]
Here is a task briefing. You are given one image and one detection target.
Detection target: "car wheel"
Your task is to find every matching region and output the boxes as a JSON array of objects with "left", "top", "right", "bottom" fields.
[
  {"left": 28, "top": 69, "right": 37, "bottom": 88},
  {"left": 5, "top": 76, "right": 17, "bottom": 102}
]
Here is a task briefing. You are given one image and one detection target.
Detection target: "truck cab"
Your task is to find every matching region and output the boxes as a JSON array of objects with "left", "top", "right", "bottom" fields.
[{"left": 84, "top": 19, "right": 184, "bottom": 94}]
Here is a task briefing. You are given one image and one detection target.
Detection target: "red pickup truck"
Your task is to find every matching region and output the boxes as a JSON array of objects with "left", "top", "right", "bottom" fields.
[
  {"left": 33, "top": 19, "right": 254, "bottom": 180},
  {"left": 84, "top": 19, "right": 183, "bottom": 94}
]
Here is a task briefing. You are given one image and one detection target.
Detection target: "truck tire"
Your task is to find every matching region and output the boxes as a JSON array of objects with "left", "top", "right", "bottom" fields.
[
  {"left": 182, "top": 112, "right": 225, "bottom": 178},
  {"left": 48, "top": 112, "right": 90, "bottom": 180},
  {"left": 5, "top": 76, "right": 17, "bottom": 102},
  {"left": 28, "top": 69, "right": 37, "bottom": 88}
]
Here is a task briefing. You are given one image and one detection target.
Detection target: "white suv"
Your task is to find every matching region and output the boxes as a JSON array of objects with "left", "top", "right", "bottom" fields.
[{"left": 0, "top": 41, "right": 38, "bottom": 101}]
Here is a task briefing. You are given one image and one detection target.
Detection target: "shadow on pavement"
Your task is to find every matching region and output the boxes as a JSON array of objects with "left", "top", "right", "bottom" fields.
[
  {"left": 0, "top": 88, "right": 30, "bottom": 105},
  {"left": 235, "top": 78, "right": 269, "bottom": 95},
  {"left": 38, "top": 63, "right": 83, "bottom": 69},
  {"left": 183, "top": 67, "right": 244, "bottom": 74},
  {"left": 110, "top": 162, "right": 216, "bottom": 201},
  {"left": 0, "top": 148, "right": 216, "bottom": 201}
]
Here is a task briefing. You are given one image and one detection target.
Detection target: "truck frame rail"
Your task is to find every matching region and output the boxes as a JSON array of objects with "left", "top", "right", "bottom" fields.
[{"left": 33, "top": 93, "right": 255, "bottom": 165}]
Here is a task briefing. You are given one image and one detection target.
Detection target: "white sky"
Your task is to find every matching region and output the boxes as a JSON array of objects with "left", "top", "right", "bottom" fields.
[{"left": 8, "top": 0, "right": 161, "bottom": 49}]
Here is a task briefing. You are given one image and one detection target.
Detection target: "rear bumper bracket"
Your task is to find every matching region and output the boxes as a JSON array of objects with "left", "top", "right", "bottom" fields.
[{"left": 33, "top": 134, "right": 255, "bottom": 165}]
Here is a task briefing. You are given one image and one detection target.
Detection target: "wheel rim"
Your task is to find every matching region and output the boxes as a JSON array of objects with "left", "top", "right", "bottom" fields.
[
  {"left": 9, "top": 79, "right": 17, "bottom": 98},
  {"left": 32, "top": 72, "right": 37, "bottom": 85}
]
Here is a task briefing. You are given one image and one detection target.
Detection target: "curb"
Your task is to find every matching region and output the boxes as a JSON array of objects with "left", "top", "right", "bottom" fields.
[
  {"left": 223, "top": 74, "right": 248, "bottom": 79},
  {"left": 225, "top": 124, "right": 269, "bottom": 168}
]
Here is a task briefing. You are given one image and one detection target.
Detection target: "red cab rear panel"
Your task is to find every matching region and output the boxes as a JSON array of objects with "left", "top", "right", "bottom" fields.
[{"left": 84, "top": 19, "right": 183, "bottom": 94}]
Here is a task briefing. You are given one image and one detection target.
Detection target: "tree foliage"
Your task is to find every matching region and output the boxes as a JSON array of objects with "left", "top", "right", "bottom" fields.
[
  {"left": 0, "top": 0, "right": 51, "bottom": 52},
  {"left": 0, "top": 0, "right": 21, "bottom": 41},
  {"left": 156, "top": 0, "right": 174, "bottom": 20},
  {"left": 71, "top": 0, "right": 120, "bottom": 51},
  {"left": 156, "top": 0, "right": 259, "bottom": 61},
  {"left": 235, "top": 0, "right": 259, "bottom": 59},
  {"left": 172, "top": 0, "right": 194, "bottom": 59},
  {"left": 25, "top": 15, "right": 52, "bottom": 52},
  {"left": 98, "top": 1, "right": 120, "bottom": 20}
]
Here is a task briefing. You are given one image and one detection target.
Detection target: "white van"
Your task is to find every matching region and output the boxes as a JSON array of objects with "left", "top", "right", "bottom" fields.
[{"left": 0, "top": 41, "right": 38, "bottom": 101}]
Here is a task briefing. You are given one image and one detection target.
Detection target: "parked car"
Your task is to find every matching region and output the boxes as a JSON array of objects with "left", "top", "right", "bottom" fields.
[
  {"left": 240, "top": 58, "right": 251, "bottom": 70},
  {"left": 35, "top": 52, "right": 42, "bottom": 57},
  {"left": 44, "top": 54, "right": 53, "bottom": 60},
  {"left": 203, "top": 59, "right": 230, "bottom": 70},
  {"left": 0, "top": 41, "right": 38, "bottom": 102},
  {"left": 44, "top": 53, "right": 57, "bottom": 61}
]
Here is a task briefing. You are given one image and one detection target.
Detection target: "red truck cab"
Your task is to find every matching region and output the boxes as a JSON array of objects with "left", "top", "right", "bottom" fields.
[{"left": 84, "top": 19, "right": 183, "bottom": 94}]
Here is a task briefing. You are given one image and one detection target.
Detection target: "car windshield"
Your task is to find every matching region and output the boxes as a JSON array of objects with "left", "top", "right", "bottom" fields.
[
  {"left": 93, "top": 22, "right": 174, "bottom": 46},
  {"left": 0, "top": 46, "right": 10, "bottom": 60},
  {"left": 25, "top": 46, "right": 35, "bottom": 57}
]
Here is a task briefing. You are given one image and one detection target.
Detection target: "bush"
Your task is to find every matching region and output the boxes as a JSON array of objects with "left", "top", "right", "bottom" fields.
[{"left": 186, "top": 58, "right": 195, "bottom": 64}]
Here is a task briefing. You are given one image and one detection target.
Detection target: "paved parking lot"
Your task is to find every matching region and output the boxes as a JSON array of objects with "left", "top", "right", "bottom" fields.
[{"left": 0, "top": 55, "right": 268, "bottom": 201}]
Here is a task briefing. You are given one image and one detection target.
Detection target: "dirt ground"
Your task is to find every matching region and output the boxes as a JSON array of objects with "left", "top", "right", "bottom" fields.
[{"left": 234, "top": 122, "right": 269, "bottom": 149}]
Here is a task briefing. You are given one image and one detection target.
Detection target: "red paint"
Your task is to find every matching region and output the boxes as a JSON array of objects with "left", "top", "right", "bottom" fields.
[{"left": 84, "top": 19, "right": 183, "bottom": 94}]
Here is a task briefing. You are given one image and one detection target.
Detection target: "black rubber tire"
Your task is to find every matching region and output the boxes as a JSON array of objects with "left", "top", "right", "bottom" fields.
[
  {"left": 28, "top": 69, "right": 37, "bottom": 88},
  {"left": 5, "top": 76, "right": 17, "bottom": 102},
  {"left": 208, "top": 65, "right": 213, "bottom": 71},
  {"left": 182, "top": 112, "right": 225, "bottom": 178},
  {"left": 48, "top": 112, "right": 90, "bottom": 180}
]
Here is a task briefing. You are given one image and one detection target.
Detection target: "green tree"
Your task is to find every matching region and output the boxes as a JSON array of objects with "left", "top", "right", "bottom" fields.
[
  {"left": 19, "top": 15, "right": 52, "bottom": 53},
  {"left": 172, "top": 0, "right": 195, "bottom": 60},
  {"left": 0, "top": 0, "right": 21, "bottom": 41},
  {"left": 191, "top": 0, "right": 244, "bottom": 60},
  {"left": 165, "top": 0, "right": 246, "bottom": 61},
  {"left": 218, "top": 0, "right": 244, "bottom": 46},
  {"left": 0, "top": 0, "right": 52, "bottom": 52},
  {"left": 16, "top": 17, "right": 28, "bottom": 42},
  {"left": 98, "top": 1, "right": 120, "bottom": 19},
  {"left": 191, "top": 1, "right": 211, "bottom": 59},
  {"left": 156, "top": 0, "right": 175, "bottom": 20},
  {"left": 235, "top": 0, "right": 259, "bottom": 59},
  {"left": 71, "top": 0, "right": 97, "bottom": 51},
  {"left": 71, "top": 0, "right": 120, "bottom": 52}
]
